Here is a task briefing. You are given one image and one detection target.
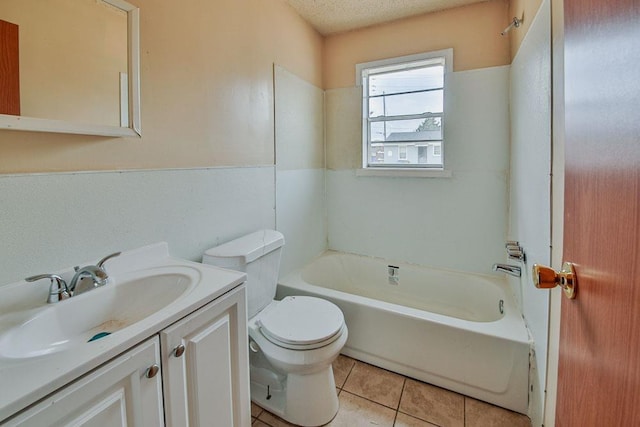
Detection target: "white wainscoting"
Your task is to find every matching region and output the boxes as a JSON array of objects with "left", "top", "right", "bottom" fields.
[{"left": 0, "top": 166, "right": 275, "bottom": 287}]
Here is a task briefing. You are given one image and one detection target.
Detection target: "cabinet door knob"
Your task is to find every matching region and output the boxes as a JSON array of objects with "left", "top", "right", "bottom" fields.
[
  {"left": 173, "top": 344, "right": 186, "bottom": 358},
  {"left": 145, "top": 364, "right": 160, "bottom": 378}
]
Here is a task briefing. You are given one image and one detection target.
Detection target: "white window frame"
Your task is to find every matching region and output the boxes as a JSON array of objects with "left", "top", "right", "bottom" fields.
[
  {"left": 398, "top": 145, "right": 407, "bottom": 160},
  {"left": 356, "top": 49, "right": 453, "bottom": 178}
]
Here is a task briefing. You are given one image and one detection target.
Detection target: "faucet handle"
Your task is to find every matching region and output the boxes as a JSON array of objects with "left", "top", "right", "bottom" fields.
[
  {"left": 25, "top": 274, "right": 71, "bottom": 303},
  {"left": 97, "top": 251, "right": 121, "bottom": 268},
  {"left": 505, "top": 241, "right": 526, "bottom": 261}
]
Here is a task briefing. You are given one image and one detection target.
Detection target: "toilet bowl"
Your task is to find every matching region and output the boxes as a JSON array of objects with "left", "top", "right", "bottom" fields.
[
  {"left": 248, "top": 297, "right": 347, "bottom": 425},
  {"left": 203, "top": 230, "right": 347, "bottom": 426}
]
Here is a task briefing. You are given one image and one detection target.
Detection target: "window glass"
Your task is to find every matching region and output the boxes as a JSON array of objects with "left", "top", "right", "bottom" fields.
[
  {"left": 368, "top": 66, "right": 443, "bottom": 96},
  {"left": 370, "top": 119, "right": 442, "bottom": 142},
  {"left": 360, "top": 50, "right": 450, "bottom": 169},
  {"left": 369, "top": 90, "right": 443, "bottom": 118}
]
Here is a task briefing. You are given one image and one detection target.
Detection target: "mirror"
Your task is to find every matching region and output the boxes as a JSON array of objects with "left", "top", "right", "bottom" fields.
[{"left": 0, "top": 0, "right": 140, "bottom": 137}]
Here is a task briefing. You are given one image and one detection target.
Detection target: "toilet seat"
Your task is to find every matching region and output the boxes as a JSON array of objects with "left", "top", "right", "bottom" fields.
[{"left": 257, "top": 296, "right": 345, "bottom": 350}]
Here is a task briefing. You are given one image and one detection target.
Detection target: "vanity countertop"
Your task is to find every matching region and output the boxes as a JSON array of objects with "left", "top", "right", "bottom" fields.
[{"left": 0, "top": 242, "right": 246, "bottom": 420}]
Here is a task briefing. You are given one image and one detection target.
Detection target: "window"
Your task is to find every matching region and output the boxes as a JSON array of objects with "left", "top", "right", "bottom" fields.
[
  {"left": 358, "top": 49, "right": 452, "bottom": 170},
  {"left": 398, "top": 145, "right": 407, "bottom": 161}
]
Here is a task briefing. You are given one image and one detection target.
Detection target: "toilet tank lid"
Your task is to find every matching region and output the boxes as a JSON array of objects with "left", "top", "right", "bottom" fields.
[{"left": 203, "top": 230, "right": 285, "bottom": 266}]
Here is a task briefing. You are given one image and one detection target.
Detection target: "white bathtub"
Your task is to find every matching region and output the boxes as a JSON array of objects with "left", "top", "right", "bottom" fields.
[{"left": 276, "top": 251, "right": 531, "bottom": 414}]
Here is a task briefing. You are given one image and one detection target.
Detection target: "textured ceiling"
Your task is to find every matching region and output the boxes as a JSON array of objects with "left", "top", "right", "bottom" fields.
[{"left": 286, "top": 0, "right": 489, "bottom": 35}]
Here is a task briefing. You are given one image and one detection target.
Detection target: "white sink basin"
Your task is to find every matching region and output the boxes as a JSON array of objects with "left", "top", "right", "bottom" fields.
[{"left": 0, "top": 266, "right": 199, "bottom": 359}]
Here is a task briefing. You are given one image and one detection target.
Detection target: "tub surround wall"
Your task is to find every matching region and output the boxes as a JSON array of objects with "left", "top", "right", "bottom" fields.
[
  {"left": 0, "top": 167, "right": 275, "bottom": 287},
  {"left": 274, "top": 66, "right": 327, "bottom": 277},
  {"left": 321, "top": 0, "right": 512, "bottom": 275},
  {"left": 325, "top": 66, "right": 510, "bottom": 274},
  {"left": 508, "top": 1, "right": 551, "bottom": 425}
]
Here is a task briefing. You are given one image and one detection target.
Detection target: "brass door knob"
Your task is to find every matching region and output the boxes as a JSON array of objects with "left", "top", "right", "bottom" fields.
[{"left": 532, "top": 262, "right": 577, "bottom": 299}]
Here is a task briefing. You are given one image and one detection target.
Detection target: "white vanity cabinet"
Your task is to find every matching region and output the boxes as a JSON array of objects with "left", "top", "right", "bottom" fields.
[
  {"left": 4, "top": 285, "right": 250, "bottom": 427},
  {"left": 5, "top": 337, "right": 164, "bottom": 426},
  {"left": 161, "top": 285, "right": 250, "bottom": 427}
]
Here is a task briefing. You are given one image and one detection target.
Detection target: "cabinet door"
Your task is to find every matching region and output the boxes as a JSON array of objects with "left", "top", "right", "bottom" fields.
[
  {"left": 161, "top": 285, "right": 250, "bottom": 427},
  {"left": 6, "top": 337, "right": 164, "bottom": 427}
]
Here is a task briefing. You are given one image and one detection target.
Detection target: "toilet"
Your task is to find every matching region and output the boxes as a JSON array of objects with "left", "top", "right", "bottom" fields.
[{"left": 203, "top": 230, "right": 347, "bottom": 426}]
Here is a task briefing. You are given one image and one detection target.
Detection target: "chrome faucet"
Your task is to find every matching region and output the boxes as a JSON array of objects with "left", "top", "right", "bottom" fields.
[
  {"left": 493, "top": 263, "right": 522, "bottom": 278},
  {"left": 25, "top": 251, "right": 121, "bottom": 303},
  {"left": 69, "top": 252, "right": 121, "bottom": 295},
  {"left": 25, "top": 274, "right": 71, "bottom": 303}
]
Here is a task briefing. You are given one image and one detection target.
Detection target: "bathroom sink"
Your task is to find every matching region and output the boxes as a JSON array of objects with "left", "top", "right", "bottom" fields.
[
  {"left": 0, "top": 267, "right": 198, "bottom": 359},
  {"left": 0, "top": 242, "right": 247, "bottom": 420}
]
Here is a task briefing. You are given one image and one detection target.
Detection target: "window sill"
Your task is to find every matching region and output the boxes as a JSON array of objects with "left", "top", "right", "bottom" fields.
[{"left": 356, "top": 168, "right": 453, "bottom": 178}]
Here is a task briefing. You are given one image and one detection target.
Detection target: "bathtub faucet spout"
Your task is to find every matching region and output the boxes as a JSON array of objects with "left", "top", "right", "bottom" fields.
[{"left": 493, "top": 263, "right": 522, "bottom": 278}]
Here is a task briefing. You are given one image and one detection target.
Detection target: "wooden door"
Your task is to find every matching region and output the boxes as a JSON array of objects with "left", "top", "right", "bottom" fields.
[
  {"left": 557, "top": 0, "right": 640, "bottom": 425},
  {"left": 0, "top": 19, "right": 20, "bottom": 115}
]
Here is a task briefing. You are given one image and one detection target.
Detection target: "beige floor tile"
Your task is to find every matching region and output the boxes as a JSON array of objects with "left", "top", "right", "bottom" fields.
[
  {"left": 252, "top": 402, "right": 264, "bottom": 417},
  {"left": 326, "top": 391, "right": 397, "bottom": 427},
  {"left": 465, "top": 398, "right": 531, "bottom": 427},
  {"left": 333, "top": 354, "right": 356, "bottom": 388},
  {"left": 342, "top": 361, "right": 405, "bottom": 409},
  {"left": 258, "top": 411, "right": 298, "bottom": 427},
  {"left": 394, "top": 412, "right": 439, "bottom": 427},
  {"left": 251, "top": 359, "right": 528, "bottom": 427},
  {"left": 399, "top": 379, "right": 464, "bottom": 427}
]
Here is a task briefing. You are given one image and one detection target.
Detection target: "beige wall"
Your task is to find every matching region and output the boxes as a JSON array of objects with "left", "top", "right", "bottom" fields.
[
  {"left": 0, "top": 0, "right": 546, "bottom": 175},
  {"left": 0, "top": 0, "right": 323, "bottom": 174},
  {"left": 323, "top": 0, "right": 511, "bottom": 89},
  {"left": 509, "top": 0, "right": 544, "bottom": 60}
]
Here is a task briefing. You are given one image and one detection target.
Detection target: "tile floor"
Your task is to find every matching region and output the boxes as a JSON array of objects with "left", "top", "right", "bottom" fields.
[{"left": 251, "top": 355, "right": 531, "bottom": 427}]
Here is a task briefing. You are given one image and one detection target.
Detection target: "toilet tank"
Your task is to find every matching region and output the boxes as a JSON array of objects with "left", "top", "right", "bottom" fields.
[{"left": 202, "top": 230, "right": 285, "bottom": 318}]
